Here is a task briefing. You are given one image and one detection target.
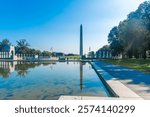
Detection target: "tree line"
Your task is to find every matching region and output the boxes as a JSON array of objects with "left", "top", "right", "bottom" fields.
[
  {"left": 108, "top": 1, "right": 150, "bottom": 59},
  {"left": 0, "top": 39, "right": 52, "bottom": 56}
]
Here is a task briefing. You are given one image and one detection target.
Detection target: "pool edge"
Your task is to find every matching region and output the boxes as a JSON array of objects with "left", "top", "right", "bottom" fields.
[{"left": 90, "top": 61, "right": 143, "bottom": 100}]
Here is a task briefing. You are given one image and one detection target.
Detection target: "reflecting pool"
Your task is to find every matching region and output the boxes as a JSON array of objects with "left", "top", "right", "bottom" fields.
[{"left": 0, "top": 61, "right": 110, "bottom": 99}]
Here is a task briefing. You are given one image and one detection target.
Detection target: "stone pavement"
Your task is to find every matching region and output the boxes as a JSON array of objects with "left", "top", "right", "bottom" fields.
[{"left": 94, "top": 61, "right": 150, "bottom": 100}]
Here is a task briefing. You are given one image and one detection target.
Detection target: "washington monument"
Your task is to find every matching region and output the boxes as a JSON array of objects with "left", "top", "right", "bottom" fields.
[{"left": 80, "top": 24, "right": 83, "bottom": 59}]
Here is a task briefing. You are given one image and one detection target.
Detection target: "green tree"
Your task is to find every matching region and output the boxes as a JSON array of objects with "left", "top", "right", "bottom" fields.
[
  {"left": 108, "top": 1, "right": 150, "bottom": 59},
  {"left": 108, "top": 26, "right": 123, "bottom": 57},
  {"left": 42, "top": 51, "right": 52, "bottom": 56},
  {"left": 0, "top": 39, "right": 11, "bottom": 51},
  {"left": 16, "top": 39, "right": 30, "bottom": 54},
  {"left": 35, "top": 50, "right": 42, "bottom": 55},
  {"left": 118, "top": 19, "right": 147, "bottom": 58}
]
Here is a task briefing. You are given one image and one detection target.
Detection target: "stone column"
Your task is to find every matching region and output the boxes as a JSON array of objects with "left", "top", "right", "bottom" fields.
[{"left": 80, "top": 24, "right": 83, "bottom": 59}]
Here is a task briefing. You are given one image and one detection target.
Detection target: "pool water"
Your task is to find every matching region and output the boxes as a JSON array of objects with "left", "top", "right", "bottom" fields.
[{"left": 0, "top": 62, "right": 110, "bottom": 100}]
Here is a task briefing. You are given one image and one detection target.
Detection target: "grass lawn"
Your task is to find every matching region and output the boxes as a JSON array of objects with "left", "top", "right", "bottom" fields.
[
  {"left": 102, "top": 59, "right": 150, "bottom": 73},
  {"left": 65, "top": 55, "right": 80, "bottom": 59}
]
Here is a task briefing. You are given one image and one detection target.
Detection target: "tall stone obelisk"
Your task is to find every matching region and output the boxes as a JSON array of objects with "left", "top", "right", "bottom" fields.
[{"left": 80, "top": 24, "right": 83, "bottom": 59}]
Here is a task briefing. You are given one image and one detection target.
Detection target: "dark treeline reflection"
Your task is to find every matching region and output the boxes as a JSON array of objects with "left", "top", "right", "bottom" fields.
[
  {"left": 15, "top": 62, "right": 41, "bottom": 78},
  {"left": 0, "top": 62, "right": 56, "bottom": 78},
  {"left": 0, "top": 68, "right": 10, "bottom": 78}
]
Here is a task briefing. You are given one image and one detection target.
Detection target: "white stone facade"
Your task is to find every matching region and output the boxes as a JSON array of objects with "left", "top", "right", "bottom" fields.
[
  {"left": 96, "top": 49, "right": 112, "bottom": 59},
  {"left": 0, "top": 46, "right": 16, "bottom": 60}
]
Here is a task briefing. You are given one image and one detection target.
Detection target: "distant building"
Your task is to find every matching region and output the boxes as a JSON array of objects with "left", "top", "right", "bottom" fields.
[
  {"left": 87, "top": 51, "right": 95, "bottom": 58},
  {"left": 96, "top": 45, "right": 112, "bottom": 59},
  {"left": 53, "top": 52, "right": 65, "bottom": 57},
  {"left": 0, "top": 45, "right": 16, "bottom": 60}
]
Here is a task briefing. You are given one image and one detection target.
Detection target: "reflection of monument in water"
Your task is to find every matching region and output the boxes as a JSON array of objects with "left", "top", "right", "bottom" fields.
[
  {"left": 0, "top": 62, "right": 16, "bottom": 72},
  {"left": 0, "top": 62, "right": 17, "bottom": 78},
  {"left": 0, "top": 62, "right": 57, "bottom": 78},
  {"left": 80, "top": 62, "right": 83, "bottom": 90},
  {"left": 79, "top": 62, "right": 86, "bottom": 90}
]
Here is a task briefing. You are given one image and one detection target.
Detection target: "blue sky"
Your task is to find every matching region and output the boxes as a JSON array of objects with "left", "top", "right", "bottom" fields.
[{"left": 0, "top": 0, "right": 146, "bottom": 54}]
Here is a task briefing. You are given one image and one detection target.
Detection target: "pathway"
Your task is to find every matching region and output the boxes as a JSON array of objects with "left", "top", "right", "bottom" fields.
[{"left": 94, "top": 61, "right": 150, "bottom": 99}]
